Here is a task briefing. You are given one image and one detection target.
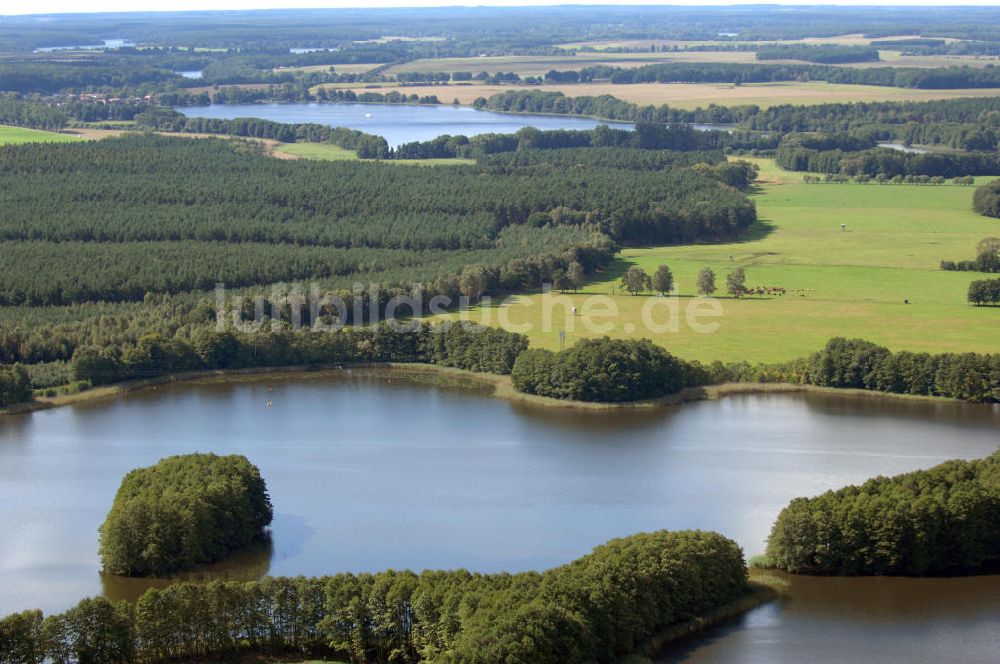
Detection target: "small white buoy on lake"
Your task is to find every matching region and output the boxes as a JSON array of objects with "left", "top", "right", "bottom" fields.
[{"left": 364, "top": 113, "right": 372, "bottom": 118}]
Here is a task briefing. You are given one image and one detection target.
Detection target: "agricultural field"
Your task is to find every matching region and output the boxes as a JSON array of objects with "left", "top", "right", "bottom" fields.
[
  {"left": 552, "top": 34, "right": 995, "bottom": 69},
  {"left": 272, "top": 142, "right": 360, "bottom": 160},
  {"left": 339, "top": 81, "right": 1000, "bottom": 109},
  {"left": 432, "top": 159, "right": 1000, "bottom": 364},
  {"left": 557, "top": 33, "right": 962, "bottom": 50},
  {"left": 272, "top": 62, "right": 381, "bottom": 75},
  {"left": 273, "top": 141, "right": 474, "bottom": 165},
  {"left": 384, "top": 50, "right": 778, "bottom": 77},
  {"left": 389, "top": 50, "right": 1000, "bottom": 76},
  {"left": 0, "top": 125, "right": 79, "bottom": 144}
]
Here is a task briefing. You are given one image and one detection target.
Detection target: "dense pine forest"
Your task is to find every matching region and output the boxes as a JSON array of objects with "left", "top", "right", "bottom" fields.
[{"left": 0, "top": 134, "right": 754, "bottom": 306}]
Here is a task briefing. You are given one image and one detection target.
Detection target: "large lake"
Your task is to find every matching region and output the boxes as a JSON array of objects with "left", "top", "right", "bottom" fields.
[
  {"left": 1, "top": 370, "right": 997, "bottom": 662},
  {"left": 176, "top": 102, "right": 636, "bottom": 145}
]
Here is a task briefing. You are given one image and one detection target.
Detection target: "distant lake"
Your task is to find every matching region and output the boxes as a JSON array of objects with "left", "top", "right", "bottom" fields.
[
  {"left": 177, "top": 102, "right": 635, "bottom": 145},
  {"left": 34, "top": 39, "right": 134, "bottom": 53},
  {"left": 176, "top": 70, "right": 204, "bottom": 79}
]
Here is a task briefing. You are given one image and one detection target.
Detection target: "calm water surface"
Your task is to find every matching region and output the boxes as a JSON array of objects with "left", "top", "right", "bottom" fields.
[
  {"left": 176, "top": 102, "right": 635, "bottom": 145},
  {"left": 0, "top": 371, "right": 997, "bottom": 661},
  {"left": 34, "top": 39, "right": 134, "bottom": 53}
]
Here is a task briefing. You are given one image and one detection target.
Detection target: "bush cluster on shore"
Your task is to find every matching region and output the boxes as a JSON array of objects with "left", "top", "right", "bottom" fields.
[
  {"left": 99, "top": 453, "right": 273, "bottom": 577},
  {"left": 511, "top": 337, "right": 704, "bottom": 403},
  {"left": 0, "top": 530, "right": 748, "bottom": 664},
  {"left": 0, "top": 363, "right": 31, "bottom": 407},
  {"left": 765, "top": 450, "right": 1000, "bottom": 575}
]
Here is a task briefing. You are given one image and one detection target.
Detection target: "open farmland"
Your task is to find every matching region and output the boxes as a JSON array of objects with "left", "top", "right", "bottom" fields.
[
  {"left": 384, "top": 50, "right": 786, "bottom": 77},
  {"left": 273, "top": 141, "right": 474, "bottom": 165},
  {"left": 430, "top": 159, "right": 1000, "bottom": 364},
  {"left": 389, "top": 50, "right": 1000, "bottom": 76},
  {"left": 336, "top": 81, "right": 1000, "bottom": 109},
  {"left": 557, "top": 33, "right": 964, "bottom": 50},
  {"left": 0, "top": 125, "right": 79, "bottom": 144}
]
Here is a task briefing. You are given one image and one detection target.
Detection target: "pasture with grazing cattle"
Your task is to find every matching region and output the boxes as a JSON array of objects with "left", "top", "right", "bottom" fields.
[{"left": 433, "top": 159, "right": 1000, "bottom": 363}]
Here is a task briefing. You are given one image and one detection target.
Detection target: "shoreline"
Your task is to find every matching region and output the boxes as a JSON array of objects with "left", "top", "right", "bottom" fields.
[
  {"left": 2, "top": 361, "right": 983, "bottom": 418},
  {"left": 628, "top": 570, "right": 784, "bottom": 663}
]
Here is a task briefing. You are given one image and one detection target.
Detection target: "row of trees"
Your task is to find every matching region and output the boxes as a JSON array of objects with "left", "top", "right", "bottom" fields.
[
  {"left": 475, "top": 89, "right": 761, "bottom": 126},
  {"left": 968, "top": 278, "right": 1000, "bottom": 306},
  {"left": 478, "top": 146, "right": 726, "bottom": 174},
  {"left": 766, "top": 449, "right": 1000, "bottom": 575},
  {"left": 806, "top": 173, "right": 970, "bottom": 185},
  {"left": 594, "top": 61, "right": 1000, "bottom": 89},
  {"left": 805, "top": 337, "right": 999, "bottom": 402},
  {"left": 100, "top": 454, "right": 273, "bottom": 577},
  {"left": 619, "top": 265, "right": 743, "bottom": 298},
  {"left": 777, "top": 133, "right": 1000, "bottom": 177},
  {"left": 0, "top": 529, "right": 748, "bottom": 664},
  {"left": 71, "top": 321, "right": 530, "bottom": 390},
  {"left": 396, "top": 121, "right": 731, "bottom": 160},
  {"left": 941, "top": 237, "right": 1000, "bottom": 273},
  {"left": 743, "top": 96, "right": 1000, "bottom": 152}
]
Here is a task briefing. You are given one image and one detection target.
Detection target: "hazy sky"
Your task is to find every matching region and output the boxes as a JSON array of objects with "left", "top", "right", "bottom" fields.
[{"left": 3, "top": 1, "right": 998, "bottom": 17}]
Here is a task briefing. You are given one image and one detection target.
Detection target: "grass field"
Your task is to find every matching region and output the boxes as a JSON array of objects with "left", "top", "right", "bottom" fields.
[
  {"left": 336, "top": 81, "right": 1000, "bottom": 109},
  {"left": 273, "top": 141, "right": 475, "bottom": 165},
  {"left": 0, "top": 125, "right": 80, "bottom": 145},
  {"left": 430, "top": 159, "right": 1000, "bottom": 364},
  {"left": 274, "top": 142, "right": 360, "bottom": 160}
]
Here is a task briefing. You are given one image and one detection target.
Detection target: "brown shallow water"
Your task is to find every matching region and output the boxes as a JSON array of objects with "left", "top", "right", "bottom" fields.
[
  {"left": 657, "top": 573, "right": 1000, "bottom": 663},
  {"left": 0, "top": 369, "right": 997, "bottom": 661}
]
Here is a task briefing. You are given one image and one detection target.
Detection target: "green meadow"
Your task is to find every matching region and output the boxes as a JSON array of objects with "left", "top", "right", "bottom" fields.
[
  {"left": 0, "top": 125, "right": 79, "bottom": 145},
  {"left": 274, "top": 142, "right": 359, "bottom": 160},
  {"left": 433, "top": 158, "right": 1000, "bottom": 363},
  {"left": 274, "top": 141, "right": 475, "bottom": 165}
]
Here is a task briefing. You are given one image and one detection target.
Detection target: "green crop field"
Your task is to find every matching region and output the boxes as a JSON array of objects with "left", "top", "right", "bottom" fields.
[
  {"left": 274, "top": 142, "right": 360, "bottom": 160},
  {"left": 432, "top": 159, "right": 1000, "bottom": 364},
  {"left": 335, "top": 80, "right": 1000, "bottom": 110},
  {"left": 274, "top": 141, "right": 475, "bottom": 165},
  {"left": 0, "top": 125, "right": 79, "bottom": 145}
]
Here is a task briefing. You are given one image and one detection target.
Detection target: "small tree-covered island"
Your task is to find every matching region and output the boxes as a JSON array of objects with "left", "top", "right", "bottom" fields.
[
  {"left": 1, "top": 4, "right": 1000, "bottom": 662},
  {"left": 99, "top": 453, "right": 273, "bottom": 577}
]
